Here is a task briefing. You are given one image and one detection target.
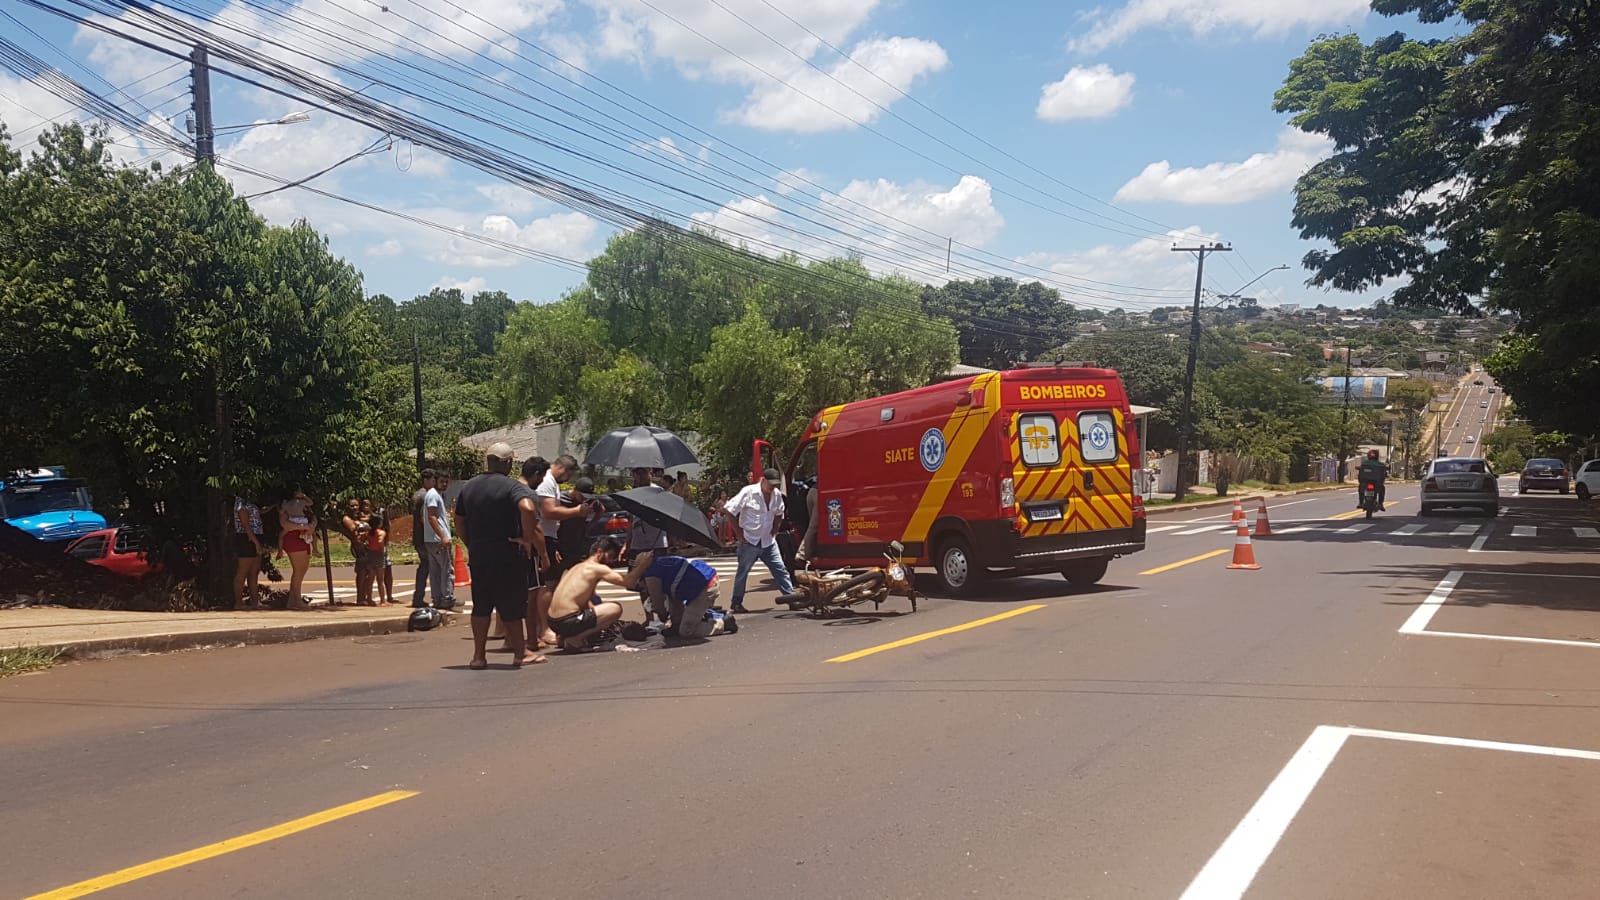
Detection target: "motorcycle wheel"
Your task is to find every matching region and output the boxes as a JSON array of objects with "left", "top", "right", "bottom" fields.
[
  {"left": 1364, "top": 507, "right": 1374, "bottom": 519},
  {"left": 824, "top": 571, "right": 885, "bottom": 604}
]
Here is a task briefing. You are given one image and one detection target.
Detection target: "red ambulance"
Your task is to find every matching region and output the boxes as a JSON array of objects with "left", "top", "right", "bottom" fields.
[{"left": 755, "top": 364, "right": 1147, "bottom": 596}]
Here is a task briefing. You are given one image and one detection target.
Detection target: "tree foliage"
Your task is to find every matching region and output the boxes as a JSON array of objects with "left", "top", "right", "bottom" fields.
[
  {"left": 1275, "top": 1, "right": 1600, "bottom": 438},
  {"left": 0, "top": 124, "right": 407, "bottom": 602},
  {"left": 920, "top": 277, "right": 1080, "bottom": 370}
]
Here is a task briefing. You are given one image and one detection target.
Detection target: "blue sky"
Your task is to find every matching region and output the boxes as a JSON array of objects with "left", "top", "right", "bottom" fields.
[{"left": 0, "top": 0, "right": 1459, "bottom": 313}]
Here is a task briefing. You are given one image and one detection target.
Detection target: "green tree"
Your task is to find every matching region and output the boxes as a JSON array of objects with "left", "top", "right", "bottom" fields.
[
  {"left": 920, "top": 277, "right": 1078, "bottom": 370},
  {"left": 0, "top": 124, "right": 406, "bottom": 603},
  {"left": 494, "top": 292, "right": 616, "bottom": 423},
  {"left": 1275, "top": 2, "right": 1600, "bottom": 439}
]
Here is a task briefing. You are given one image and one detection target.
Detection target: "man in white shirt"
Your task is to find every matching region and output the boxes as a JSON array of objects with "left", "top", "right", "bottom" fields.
[
  {"left": 421, "top": 472, "right": 455, "bottom": 612},
  {"left": 723, "top": 468, "right": 796, "bottom": 614}
]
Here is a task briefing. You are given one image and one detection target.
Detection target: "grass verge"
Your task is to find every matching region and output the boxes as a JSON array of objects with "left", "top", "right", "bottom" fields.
[{"left": 0, "top": 645, "right": 61, "bottom": 677}]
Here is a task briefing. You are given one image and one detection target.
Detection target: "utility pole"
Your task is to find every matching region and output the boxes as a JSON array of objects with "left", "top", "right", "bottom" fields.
[
  {"left": 1171, "top": 242, "right": 1231, "bottom": 501},
  {"left": 189, "top": 44, "right": 214, "bottom": 164},
  {"left": 1338, "top": 347, "right": 1353, "bottom": 481}
]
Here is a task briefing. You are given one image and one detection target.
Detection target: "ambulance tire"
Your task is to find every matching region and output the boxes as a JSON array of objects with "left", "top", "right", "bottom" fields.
[
  {"left": 933, "top": 535, "right": 983, "bottom": 597},
  {"left": 1061, "top": 557, "right": 1109, "bottom": 589}
]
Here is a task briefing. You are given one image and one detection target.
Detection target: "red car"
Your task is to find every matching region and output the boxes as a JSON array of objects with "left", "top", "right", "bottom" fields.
[{"left": 65, "top": 527, "right": 161, "bottom": 578}]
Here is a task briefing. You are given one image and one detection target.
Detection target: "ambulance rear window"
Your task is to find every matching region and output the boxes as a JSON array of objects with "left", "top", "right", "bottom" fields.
[
  {"left": 1019, "top": 414, "right": 1060, "bottom": 467},
  {"left": 1078, "top": 412, "right": 1119, "bottom": 463}
]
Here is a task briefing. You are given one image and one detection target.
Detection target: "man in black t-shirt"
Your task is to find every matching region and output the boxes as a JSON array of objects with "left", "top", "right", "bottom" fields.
[{"left": 453, "top": 443, "right": 545, "bottom": 670}]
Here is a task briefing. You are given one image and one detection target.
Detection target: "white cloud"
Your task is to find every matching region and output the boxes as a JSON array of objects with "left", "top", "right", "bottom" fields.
[
  {"left": 434, "top": 275, "right": 488, "bottom": 293},
  {"left": 1018, "top": 227, "right": 1225, "bottom": 301},
  {"left": 774, "top": 167, "right": 824, "bottom": 196},
  {"left": 474, "top": 183, "right": 547, "bottom": 216},
  {"left": 583, "top": 0, "right": 945, "bottom": 133},
  {"left": 1114, "top": 128, "right": 1332, "bottom": 205},
  {"left": 366, "top": 239, "right": 404, "bottom": 257},
  {"left": 435, "top": 210, "right": 601, "bottom": 267},
  {"left": 691, "top": 174, "right": 1005, "bottom": 281},
  {"left": 1036, "top": 64, "right": 1139, "bottom": 121},
  {"left": 732, "top": 37, "right": 948, "bottom": 133},
  {"left": 1037, "top": 65, "right": 1136, "bottom": 122},
  {"left": 1071, "top": 0, "right": 1370, "bottom": 53}
]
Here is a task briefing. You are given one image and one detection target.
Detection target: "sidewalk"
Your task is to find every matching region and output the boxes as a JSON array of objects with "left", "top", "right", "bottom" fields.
[{"left": 1, "top": 602, "right": 420, "bottom": 659}]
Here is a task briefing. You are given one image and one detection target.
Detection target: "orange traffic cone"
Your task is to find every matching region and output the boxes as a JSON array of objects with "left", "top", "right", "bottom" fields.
[
  {"left": 1253, "top": 497, "right": 1272, "bottom": 537},
  {"left": 1230, "top": 497, "right": 1246, "bottom": 522},
  {"left": 1227, "top": 520, "right": 1261, "bottom": 570},
  {"left": 453, "top": 542, "right": 471, "bottom": 587}
]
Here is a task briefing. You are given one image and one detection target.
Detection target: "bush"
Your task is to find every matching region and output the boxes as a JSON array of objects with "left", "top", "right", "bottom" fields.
[{"left": 1491, "top": 449, "right": 1525, "bottom": 473}]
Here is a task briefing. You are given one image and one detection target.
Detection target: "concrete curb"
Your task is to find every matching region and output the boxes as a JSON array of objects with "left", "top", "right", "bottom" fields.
[{"left": 42, "top": 611, "right": 444, "bottom": 660}]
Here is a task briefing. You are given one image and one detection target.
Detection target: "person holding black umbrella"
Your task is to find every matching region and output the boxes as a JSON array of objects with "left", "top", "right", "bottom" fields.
[{"left": 723, "top": 468, "right": 797, "bottom": 614}]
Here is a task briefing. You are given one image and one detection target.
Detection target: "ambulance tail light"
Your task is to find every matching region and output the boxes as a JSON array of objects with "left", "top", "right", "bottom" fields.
[
  {"left": 1132, "top": 493, "right": 1146, "bottom": 520},
  {"left": 1000, "top": 477, "right": 1015, "bottom": 513}
]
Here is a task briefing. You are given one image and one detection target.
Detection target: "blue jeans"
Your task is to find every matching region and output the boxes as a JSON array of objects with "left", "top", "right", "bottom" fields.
[
  {"left": 425, "top": 542, "right": 455, "bottom": 608},
  {"left": 731, "top": 540, "right": 794, "bottom": 606},
  {"left": 411, "top": 546, "right": 430, "bottom": 607}
]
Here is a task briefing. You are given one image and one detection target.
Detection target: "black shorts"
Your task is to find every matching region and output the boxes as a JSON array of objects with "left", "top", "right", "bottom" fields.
[
  {"left": 232, "top": 533, "right": 259, "bottom": 559},
  {"left": 549, "top": 606, "right": 597, "bottom": 638},
  {"left": 468, "top": 566, "right": 529, "bottom": 621}
]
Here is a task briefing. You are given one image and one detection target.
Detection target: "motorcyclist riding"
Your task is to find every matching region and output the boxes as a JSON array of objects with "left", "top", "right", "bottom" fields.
[{"left": 1357, "top": 449, "right": 1388, "bottom": 511}]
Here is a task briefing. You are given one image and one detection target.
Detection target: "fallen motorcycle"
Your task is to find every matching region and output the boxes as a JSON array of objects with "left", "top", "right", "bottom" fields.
[{"left": 778, "top": 541, "right": 918, "bottom": 616}]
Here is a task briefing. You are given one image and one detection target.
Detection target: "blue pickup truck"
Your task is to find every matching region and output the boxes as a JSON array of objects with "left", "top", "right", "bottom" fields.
[{"left": 0, "top": 468, "right": 107, "bottom": 544}]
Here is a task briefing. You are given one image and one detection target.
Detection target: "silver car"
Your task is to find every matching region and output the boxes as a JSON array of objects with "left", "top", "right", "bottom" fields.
[{"left": 1420, "top": 457, "right": 1499, "bottom": 516}]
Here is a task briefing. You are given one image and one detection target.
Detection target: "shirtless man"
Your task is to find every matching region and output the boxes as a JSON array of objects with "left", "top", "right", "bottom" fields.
[{"left": 547, "top": 537, "right": 653, "bottom": 650}]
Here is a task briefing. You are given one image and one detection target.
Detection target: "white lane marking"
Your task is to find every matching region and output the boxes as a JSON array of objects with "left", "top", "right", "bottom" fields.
[
  {"left": 1344, "top": 727, "right": 1600, "bottom": 761},
  {"left": 1391, "top": 524, "right": 1423, "bottom": 536},
  {"left": 1421, "top": 631, "right": 1600, "bottom": 650},
  {"left": 1276, "top": 526, "right": 1317, "bottom": 535},
  {"left": 1181, "top": 723, "right": 1600, "bottom": 900},
  {"left": 1182, "top": 497, "right": 1325, "bottom": 523},
  {"left": 1452, "top": 524, "right": 1479, "bottom": 536},
  {"left": 1175, "top": 525, "right": 1240, "bottom": 536},
  {"left": 1511, "top": 525, "right": 1536, "bottom": 537},
  {"left": 1576, "top": 527, "right": 1600, "bottom": 539},
  {"left": 1469, "top": 530, "right": 1492, "bottom": 552},
  {"left": 1399, "top": 570, "right": 1462, "bottom": 634},
  {"left": 1178, "top": 725, "right": 1350, "bottom": 900},
  {"left": 1145, "top": 524, "right": 1187, "bottom": 534},
  {"left": 1336, "top": 522, "right": 1373, "bottom": 534}
]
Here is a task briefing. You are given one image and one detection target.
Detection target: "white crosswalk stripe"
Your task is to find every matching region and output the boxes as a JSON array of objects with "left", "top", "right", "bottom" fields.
[
  {"left": 1336, "top": 523, "right": 1373, "bottom": 534},
  {"left": 1575, "top": 527, "right": 1600, "bottom": 539},
  {"left": 1452, "top": 525, "right": 1479, "bottom": 536},
  {"left": 1175, "top": 524, "right": 1240, "bottom": 536},
  {"left": 1391, "top": 524, "right": 1423, "bottom": 536},
  {"left": 1145, "top": 524, "right": 1187, "bottom": 534},
  {"left": 1511, "top": 525, "right": 1537, "bottom": 537}
]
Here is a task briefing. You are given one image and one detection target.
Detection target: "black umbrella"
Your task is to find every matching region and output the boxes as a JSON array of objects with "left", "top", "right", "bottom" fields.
[
  {"left": 610, "top": 486, "right": 721, "bottom": 550},
  {"left": 584, "top": 426, "right": 698, "bottom": 471}
]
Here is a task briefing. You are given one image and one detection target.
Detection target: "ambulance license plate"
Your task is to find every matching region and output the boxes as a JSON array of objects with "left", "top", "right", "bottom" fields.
[{"left": 1028, "top": 506, "right": 1063, "bottom": 522}]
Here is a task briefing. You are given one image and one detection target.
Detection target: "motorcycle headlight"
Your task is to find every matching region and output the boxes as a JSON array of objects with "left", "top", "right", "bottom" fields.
[{"left": 887, "top": 564, "right": 907, "bottom": 584}]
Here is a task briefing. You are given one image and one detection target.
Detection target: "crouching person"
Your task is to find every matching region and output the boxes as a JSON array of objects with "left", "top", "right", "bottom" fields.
[
  {"left": 548, "top": 537, "right": 652, "bottom": 650},
  {"left": 640, "top": 554, "right": 735, "bottom": 638}
]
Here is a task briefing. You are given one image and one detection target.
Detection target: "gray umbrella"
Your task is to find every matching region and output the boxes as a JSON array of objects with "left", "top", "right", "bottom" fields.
[
  {"left": 584, "top": 426, "right": 698, "bottom": 471},
  {"left": 610, "top": 486, "right": 721, "bottom": 549}
]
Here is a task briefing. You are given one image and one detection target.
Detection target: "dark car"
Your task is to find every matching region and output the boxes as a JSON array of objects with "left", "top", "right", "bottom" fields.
[
  {"left": 64, "top": 527, "right": 161, "bottom": 578},
  {"left": 1518, "top": 458, "right": 1571, "bottom": 494}
]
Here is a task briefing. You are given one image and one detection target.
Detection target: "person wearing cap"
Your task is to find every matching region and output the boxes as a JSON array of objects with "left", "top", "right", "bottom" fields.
[
  {"left": 722, "top": 468, "right": 796, "bottom": 614},
  {"left": 454, "top": 442, "right": 545, "bottom": 669}
]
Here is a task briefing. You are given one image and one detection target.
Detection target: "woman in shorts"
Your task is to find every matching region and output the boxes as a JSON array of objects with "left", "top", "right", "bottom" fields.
[
  {"left": 278, "top": 488, "right": 316, "bottom": 610},
  {"left": 232, "top": 495, "right": 264, "bottom": 610}
]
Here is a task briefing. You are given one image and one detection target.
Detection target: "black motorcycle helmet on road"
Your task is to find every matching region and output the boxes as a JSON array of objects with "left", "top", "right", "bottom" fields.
[{"left": 408, "top": 607, "right": 443, "bottom": 632}]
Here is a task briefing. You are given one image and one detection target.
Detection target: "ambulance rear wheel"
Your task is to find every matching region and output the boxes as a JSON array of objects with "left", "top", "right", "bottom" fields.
[
  {"left": 934, "top": 536, "right": 982, "bottom": 597},
  {"left": 1061, "top": 558, "right": 1109, "bottom": 589}
]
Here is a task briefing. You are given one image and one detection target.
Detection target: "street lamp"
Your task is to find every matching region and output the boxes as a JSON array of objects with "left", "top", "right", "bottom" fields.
[
  {"left": 1218, "top": 264, "right": 1291, "bottom": 304},
  {"left": 211, "top": 111, "right": 312, "bottom": 133}
]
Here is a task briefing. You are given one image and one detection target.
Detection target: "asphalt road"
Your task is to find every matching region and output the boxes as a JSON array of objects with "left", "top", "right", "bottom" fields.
[
  {"left": 1436, "top": 369, "right": 1509, "bottom": 460},
  {"left": 4, "top": 486, "right": 1599, "bottom": 899}
]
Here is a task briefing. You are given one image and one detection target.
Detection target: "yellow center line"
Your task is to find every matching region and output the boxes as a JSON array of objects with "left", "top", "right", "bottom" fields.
[
  {"left": 1140, "top": 548, "right": 1230, "bottom": 575},
  {"left": 1328, "top": 508, "right": 1366, "bottom": 520},
  {"left": 826, "top": 605, "right": 1046, "bottom": 663},
  {"left": 24, "top": 790, "right": 419, "bottom": 900}
]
